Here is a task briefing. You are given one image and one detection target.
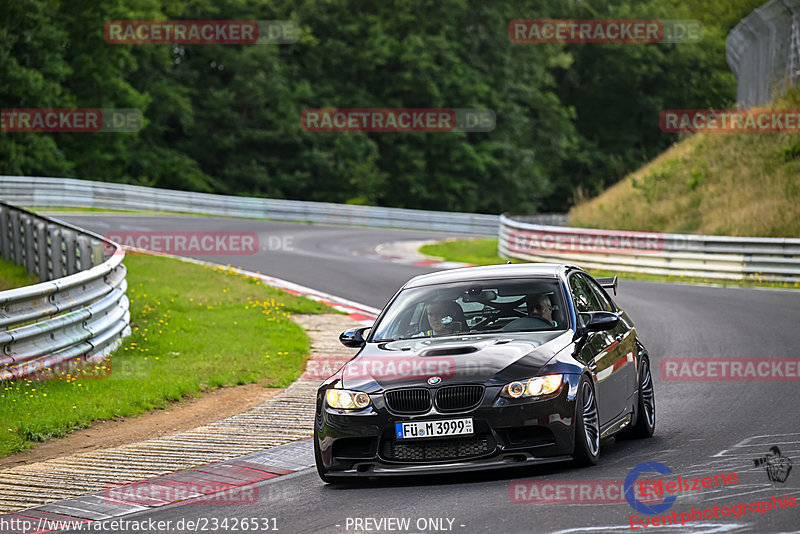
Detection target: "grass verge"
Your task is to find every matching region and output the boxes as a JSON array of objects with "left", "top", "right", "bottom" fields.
[
  {"left": 0, "top": 252, "right": 333, "bottom": 457},
  {"left": 569, "top": 89, "right": 800, "bottom": 237},
  {"left": 0, "top": 258, "right": 39, "bottom": 290},
  {"left": 419, "top": 239, "right": 800, "bottom": 290}
]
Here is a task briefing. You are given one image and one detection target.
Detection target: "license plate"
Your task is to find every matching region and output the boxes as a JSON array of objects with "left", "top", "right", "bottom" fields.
[{"left": 395, "top": 418, "right": 473, "bottom": 439}]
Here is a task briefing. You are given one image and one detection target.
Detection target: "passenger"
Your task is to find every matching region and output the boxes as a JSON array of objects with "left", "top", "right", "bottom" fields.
[{"left": 526, "top": 293, "right": 555, "bottom": 326}]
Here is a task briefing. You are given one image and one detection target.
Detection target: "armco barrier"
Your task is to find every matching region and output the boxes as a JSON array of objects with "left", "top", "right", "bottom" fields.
[
  {"left": 0, "top": 176, "right": 506, "bottom": 235},
  {"left": 499, "top": 214, "right": 800, "bottom": 283},
  {"left": 0, "top": 201, "right": 129, "bottom": 381}
]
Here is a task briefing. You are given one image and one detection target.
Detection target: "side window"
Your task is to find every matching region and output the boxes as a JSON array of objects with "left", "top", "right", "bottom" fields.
[
  {"left": 569, "top": 274, "right": 602, "bottom": 313},
  {"left": 409, "top": 302, "right": 425, "bottom": 326},
  {"left": 586, "top": 278, "right": 615, "bottom": 312}
]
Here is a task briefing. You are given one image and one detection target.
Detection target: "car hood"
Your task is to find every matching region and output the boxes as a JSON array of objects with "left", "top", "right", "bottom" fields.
[{"left": 341, "top": 331, "right": 573, "bottom": 391}]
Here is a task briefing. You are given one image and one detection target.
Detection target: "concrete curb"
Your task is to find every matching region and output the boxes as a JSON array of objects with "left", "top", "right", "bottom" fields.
[
  {"left": 0, "top": 439, "right": 316, "bottom": 533},
  {"left": 373, "top": 239, "right": 476, "bottom": 270}
]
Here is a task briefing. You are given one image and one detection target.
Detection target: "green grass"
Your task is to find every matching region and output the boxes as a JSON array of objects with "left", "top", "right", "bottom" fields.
[
  {"left": 0, "top": 258, "right": 39, "bottom": 290},
  {"left": 0, "top": 253, "right": 333, "bottom": 457},
  {"left": 569, "top": 88, "right": 800, "bottom": 237},
  {"left": 421, "top": 238, "right": 508, "bottom": 266},
  {"left": 420, "top": 238, "right": 800, "bottom": 290}
]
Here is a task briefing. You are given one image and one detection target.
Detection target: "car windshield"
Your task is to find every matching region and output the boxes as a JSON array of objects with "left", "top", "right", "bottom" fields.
[{"left": 371, "top": 278, "right": 568, "bottom": 341}]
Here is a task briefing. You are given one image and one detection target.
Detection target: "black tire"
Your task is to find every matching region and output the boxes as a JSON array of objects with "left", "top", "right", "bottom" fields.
[
  {"left": 621, "top": 357, "right": 656, "bottom": 439},
  {"left": 573, "top": 377, "right": 600, "bottom": 467}
]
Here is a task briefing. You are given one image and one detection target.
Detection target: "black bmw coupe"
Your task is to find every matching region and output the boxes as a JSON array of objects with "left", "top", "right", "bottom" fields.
[{"left": 314, "top": 263, "right": 655, "bottom": 482}]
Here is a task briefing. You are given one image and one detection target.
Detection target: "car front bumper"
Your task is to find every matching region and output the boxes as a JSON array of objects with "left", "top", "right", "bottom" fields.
[{"left": 314, "top": 374, "right": 582, "bottom": 477}]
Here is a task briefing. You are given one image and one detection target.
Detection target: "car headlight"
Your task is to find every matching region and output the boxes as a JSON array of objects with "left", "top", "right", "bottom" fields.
[
  {"left": 326, "top": 389, "right": 371, "bottom": 409},
  {"left": 500, "top": 374, "right": 563, "bottom": 399}
]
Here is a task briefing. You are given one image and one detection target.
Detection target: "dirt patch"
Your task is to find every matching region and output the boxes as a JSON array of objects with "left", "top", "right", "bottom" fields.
[{"left": 0, "top": 383, "right": 282, "bottom": 471}]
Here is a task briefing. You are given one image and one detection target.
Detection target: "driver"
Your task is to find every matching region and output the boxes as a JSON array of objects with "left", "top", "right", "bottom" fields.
[
  {"left": 526, "top": 293, "right": 555, "bottom": 326},
  {"left": 425, "top": 300, "right": 464, "bottom": 336}
]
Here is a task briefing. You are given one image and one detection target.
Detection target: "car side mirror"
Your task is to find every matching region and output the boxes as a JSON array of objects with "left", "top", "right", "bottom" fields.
[
  {"left": 583, "top": 311, "right": 620, "bottom": 332},
  {"left": 339, "top": 327, "right": 370, "bottom": 348}
]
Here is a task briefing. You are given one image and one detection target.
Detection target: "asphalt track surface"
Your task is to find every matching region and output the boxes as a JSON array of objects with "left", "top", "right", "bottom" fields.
[{"left": 53, "top": 215, "right": 800, "bottom": 534}]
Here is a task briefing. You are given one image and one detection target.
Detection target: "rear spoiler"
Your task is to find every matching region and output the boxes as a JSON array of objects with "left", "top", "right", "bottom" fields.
[{"left": 596, "top": 276, "right": 618, "bottom": 296}]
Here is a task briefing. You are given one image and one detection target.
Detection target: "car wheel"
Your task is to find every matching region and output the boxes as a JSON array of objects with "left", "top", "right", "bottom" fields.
[
  {"left": 573, "top": 377, "right": 600, "bottom": 466},
  {"left": 621, "top": 357, "right": 655, "bottom": 439}
]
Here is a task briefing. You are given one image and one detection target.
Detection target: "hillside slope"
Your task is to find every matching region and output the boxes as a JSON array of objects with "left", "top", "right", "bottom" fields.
[{"left": 569, "top": 90, "right": 800, "bottom": 237}]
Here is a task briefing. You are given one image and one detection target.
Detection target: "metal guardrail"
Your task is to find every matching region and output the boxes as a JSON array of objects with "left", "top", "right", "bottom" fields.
[
  {"left": 0, "top": 176, "right": 568, "bottom": 235},
  {"left": 0, "top": 176, "right": 511, "bottom": 235},
  {"left": 727, "top": 0, "right": 800, "bottom": 107},
  {"left": 499, "top": 214, "right": 800, "bottom": 283},
  {"left": 0, "top": 201, "right": 130, "bottom": 381}
]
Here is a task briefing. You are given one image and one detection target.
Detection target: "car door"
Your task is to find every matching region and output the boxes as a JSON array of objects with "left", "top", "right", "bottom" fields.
[
  {"left": 585, "top": 276, "right": 638, "bottom": 407},
  {"left": 568, "top": 273, "right": 628, "bottom": 426}
]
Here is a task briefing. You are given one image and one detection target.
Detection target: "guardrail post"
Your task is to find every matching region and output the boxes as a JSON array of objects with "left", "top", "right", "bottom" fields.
[
  {"left": 35, "top": 221, "right": 48, "bottom": 282},
  {"left": 77, "top": 235, "right": 93, "bottom": 271},
  {"left": 22, "top": 214, "right": 37, "bottom": 276},
  {"left": 9, "top": 211, "right": 23, "bottom": 266},
  {"left": 92, "top": 241, "right": 105, "bottom": 266},
  {"left": 0, "top": 206, "right": 10, "bottom": 261},
  {"left": 49, "top": 225, "right": 64, "bottom": 280},
  {"left": 62, "top": 229, "right": 78, "bottom": 275}
]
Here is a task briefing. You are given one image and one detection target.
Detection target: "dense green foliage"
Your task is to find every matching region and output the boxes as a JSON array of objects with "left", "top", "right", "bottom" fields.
[{"left": 1, "top": 0, "right": 765, "bottom": 213}]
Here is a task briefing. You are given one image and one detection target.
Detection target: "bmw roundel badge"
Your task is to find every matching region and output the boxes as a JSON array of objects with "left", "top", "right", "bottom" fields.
[{"left": 427, "top": 376, "right": 442, "bottom": 385}]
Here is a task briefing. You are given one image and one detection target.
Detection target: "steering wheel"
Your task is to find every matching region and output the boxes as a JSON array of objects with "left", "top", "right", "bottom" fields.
[
  {"left": 500, "top": 315, "right": 552, "bottom": 331},
  {"left": 528, "top": 314, "right": 554, "bottom": 327}
]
